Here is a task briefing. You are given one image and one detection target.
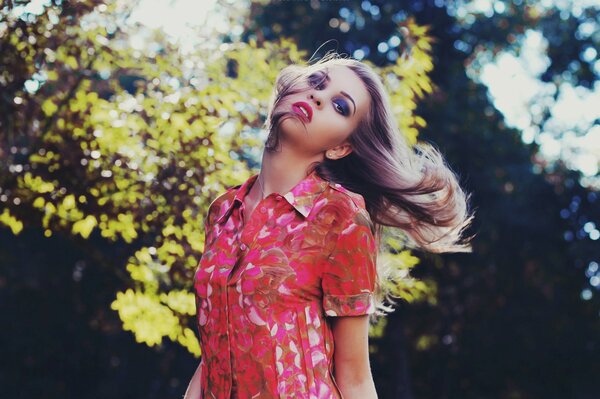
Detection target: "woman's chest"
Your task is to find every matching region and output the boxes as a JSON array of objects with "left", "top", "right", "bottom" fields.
[{"left": 195, "top": 206, "right": 334, "bottom": 307}]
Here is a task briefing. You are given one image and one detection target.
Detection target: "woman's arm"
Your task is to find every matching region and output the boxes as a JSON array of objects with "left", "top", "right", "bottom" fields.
[
  {"left": 330, "top": 315, "right": 378, "bottom": 399},
  {"left": 183, "top": 361, "right": 203, "bottom": 399}
]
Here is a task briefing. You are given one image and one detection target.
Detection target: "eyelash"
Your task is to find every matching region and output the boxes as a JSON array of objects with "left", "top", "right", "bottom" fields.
[{"left": 307, "top": 72, "right": 350, "bottom": 116}]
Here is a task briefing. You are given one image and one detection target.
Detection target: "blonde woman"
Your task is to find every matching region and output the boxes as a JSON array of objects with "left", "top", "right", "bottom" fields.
[{"left": 185, "top": 52, "right": 474, "bottom": 399}]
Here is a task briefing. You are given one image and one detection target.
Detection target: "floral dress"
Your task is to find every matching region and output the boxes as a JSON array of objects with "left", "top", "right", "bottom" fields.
[{"left": 194, "top": 168, "right": 377, "bottom": 398}]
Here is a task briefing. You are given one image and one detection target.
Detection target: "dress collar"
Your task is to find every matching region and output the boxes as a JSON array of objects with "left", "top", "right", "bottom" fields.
[{"left": 215, "top": 168, "right": 330, "bottom": 224}]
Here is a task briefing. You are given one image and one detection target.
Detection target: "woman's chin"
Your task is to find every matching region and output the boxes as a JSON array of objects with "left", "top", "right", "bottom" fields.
[{"left": 280, "top": 117, "right": 308, "bottom": 136}]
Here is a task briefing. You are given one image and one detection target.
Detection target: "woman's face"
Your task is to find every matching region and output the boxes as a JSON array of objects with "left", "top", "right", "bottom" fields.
[{"left": 276, "top": 64, "right": 371, "bottom": 159}]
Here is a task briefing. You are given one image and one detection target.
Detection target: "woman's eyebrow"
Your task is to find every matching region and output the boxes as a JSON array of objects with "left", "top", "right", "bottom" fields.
[{"left": 323, "top": 72, "right": 356, "bottom": 116}]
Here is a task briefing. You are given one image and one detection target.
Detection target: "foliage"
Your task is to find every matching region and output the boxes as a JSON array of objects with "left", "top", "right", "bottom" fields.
[
  {"left": 0, "top": 0, "right": 440, "bottom": 358},
  {"left": 3, "top": 1, "right": 598, "bottom": 398}
]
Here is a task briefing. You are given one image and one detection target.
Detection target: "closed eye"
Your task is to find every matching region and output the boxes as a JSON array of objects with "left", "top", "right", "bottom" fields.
[{"left": 308, "top": 71, "right": 327, "bottom": 90}]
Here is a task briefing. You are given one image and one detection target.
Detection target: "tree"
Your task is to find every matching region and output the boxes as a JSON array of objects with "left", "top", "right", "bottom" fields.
[{"left": 243, "top": 1, "right": 599, "bottom": 398}]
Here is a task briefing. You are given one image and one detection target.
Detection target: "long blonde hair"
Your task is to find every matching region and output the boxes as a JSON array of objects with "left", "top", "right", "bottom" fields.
[{"left": 263, "top": 52, "right": 476, "bottom": 316}]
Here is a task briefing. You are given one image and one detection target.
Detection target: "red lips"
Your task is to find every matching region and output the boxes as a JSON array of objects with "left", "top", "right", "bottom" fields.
[{"left": 292, "top": 101, "right": 313, "bottom": 123}]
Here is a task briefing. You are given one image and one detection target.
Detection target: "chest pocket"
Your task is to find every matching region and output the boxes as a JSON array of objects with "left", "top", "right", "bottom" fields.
[{"left": 236, "top": 246, "right": 296, "bottom": 310}]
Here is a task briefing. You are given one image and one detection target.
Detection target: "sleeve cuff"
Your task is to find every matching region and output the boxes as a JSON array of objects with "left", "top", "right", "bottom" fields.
[{"left": 323, "top": 292, "right": 376, "bottom": 317}]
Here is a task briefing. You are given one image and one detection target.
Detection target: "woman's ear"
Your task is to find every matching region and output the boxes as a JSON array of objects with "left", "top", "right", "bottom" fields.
[{"left": 326, "top": 143, "right": 353, "bottom": 160}]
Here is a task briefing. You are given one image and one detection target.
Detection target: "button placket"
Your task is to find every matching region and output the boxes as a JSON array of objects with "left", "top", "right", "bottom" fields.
[
  {"left": 227, "top": 243, "right": 248, "bottom": 285},
  {"left": 226, "top": 195, "right": 278, "bottom": 286}
]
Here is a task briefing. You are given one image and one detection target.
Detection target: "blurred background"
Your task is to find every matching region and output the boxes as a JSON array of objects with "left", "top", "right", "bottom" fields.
[{"left": 1, "top": 0, "right": 599, "bottom": 398}]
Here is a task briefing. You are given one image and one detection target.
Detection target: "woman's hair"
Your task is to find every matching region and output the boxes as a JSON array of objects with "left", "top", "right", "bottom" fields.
[{"left": 263, "top": 51, "right": 476, "bottom": 317}]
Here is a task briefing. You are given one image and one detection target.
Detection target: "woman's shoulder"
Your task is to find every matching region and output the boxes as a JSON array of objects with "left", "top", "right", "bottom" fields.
[
  {"left": 318, "top": 182, "right": 375, "bottom": 251},
  {"left": 323, "top": 180, "right": 367, "bottom": 215},
  {"left": 205, "top": 184, "right": 240, "bottom": 225},
  {"left": 315, "top": 180, "right": 374, "bottom": 236}
]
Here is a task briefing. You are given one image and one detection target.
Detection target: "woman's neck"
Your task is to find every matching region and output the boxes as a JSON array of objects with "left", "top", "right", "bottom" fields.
[{"left": 256, "top": 143, "right": 322, "bottom": 198}]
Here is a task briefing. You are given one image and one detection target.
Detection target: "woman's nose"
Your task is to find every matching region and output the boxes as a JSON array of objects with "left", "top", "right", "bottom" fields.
[{"left": 309, "top": 93, "right": 322, "bottom": 108}]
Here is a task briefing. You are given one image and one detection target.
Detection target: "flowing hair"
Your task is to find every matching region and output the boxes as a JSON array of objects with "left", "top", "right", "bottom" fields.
[{"left": 262, "top": 51, "right": 476, "bottom": 317}]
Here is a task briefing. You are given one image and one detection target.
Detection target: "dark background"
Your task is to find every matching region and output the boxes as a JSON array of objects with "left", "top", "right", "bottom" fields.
[{"left": 1, "top": 1, "right": 598, "bottom": 398}]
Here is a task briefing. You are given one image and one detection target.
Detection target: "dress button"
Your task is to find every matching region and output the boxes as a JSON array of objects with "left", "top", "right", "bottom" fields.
[
  {"left": 335, "top": 183, "right": 341, "bottom": 187},
  {"left": 260, "top": 206, "right": 267, "bottom": 213},
  {"left": 240, "top": 243, "right": 247, "bottom": 251}
]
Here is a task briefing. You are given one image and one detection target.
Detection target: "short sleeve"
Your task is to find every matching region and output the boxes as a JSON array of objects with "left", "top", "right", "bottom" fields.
[{"left": 321, "top": 208, "right": 377, "bottom": 317}]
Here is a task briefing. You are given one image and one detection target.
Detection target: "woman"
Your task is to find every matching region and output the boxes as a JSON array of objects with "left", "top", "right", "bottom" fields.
[{"left": 185, "top": 52, "right": 475, "bottom": 399}]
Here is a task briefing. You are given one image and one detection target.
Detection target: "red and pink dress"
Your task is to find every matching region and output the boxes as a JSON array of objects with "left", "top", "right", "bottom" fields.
[{"left": 194, "top": 169, "right": 377, "bottom": 398}]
